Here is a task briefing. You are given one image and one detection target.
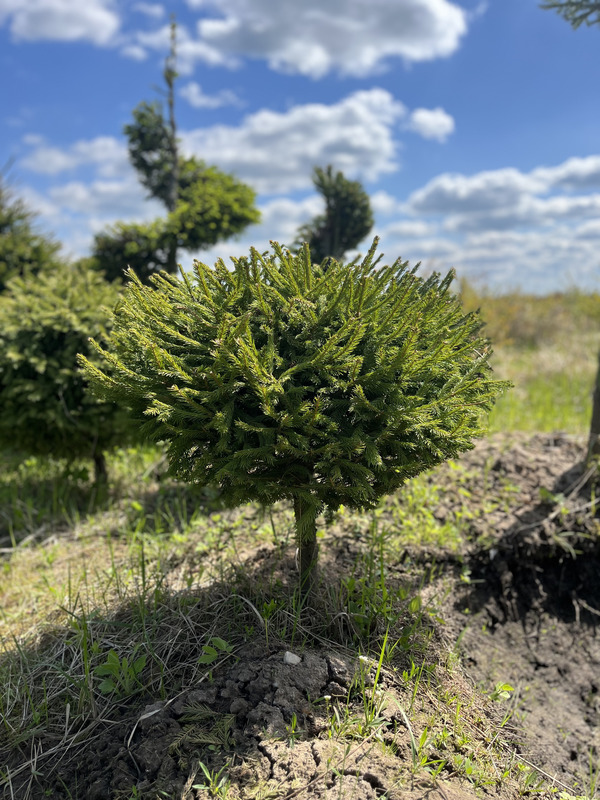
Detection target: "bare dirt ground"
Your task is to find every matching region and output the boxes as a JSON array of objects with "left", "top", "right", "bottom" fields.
[
  {"left": 434, "top": 434, "right": 600, "bottom": 796},
  {"left": 3, "top": 434, "right": 599, "bottom": 800}
]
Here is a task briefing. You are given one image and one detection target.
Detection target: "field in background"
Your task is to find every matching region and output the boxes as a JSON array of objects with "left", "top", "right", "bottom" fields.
[{"left": 460, "top": 282, "right": 600, "bottom": 434}]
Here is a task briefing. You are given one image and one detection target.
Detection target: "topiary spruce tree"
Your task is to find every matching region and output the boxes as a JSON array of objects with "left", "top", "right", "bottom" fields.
[
  {"left": 0, "top": 263, "right": 135, "bottom": 483},
  {"left": 294, "top": 165, "right": 374, "bottom": 264},
  {"left": 79, "top": 240, "right": 507, "bottom": 589},
  {"left": 91, "top": 19, "right": 259, "bottom": 284}
]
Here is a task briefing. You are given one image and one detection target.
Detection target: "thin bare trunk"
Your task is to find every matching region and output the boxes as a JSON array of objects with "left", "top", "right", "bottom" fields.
[
  {"left": 93, "top": 451, "right": 107, "bottom": 486},
  {"left": 165, "top": 16, "right": 179, "bottom": 274},
  {"left": 293, "top": 496, "right": 319, "bottom": 594}
]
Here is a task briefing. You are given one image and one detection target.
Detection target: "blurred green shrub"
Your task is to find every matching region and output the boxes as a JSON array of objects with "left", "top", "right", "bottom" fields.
[{"left": 0, "top": 262, "right": 137, "bottom": 482}]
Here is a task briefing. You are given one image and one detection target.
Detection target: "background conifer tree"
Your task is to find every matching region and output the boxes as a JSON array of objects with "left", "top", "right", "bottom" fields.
[
  {"left": 91, "top": 19, "right": 259, "bottom": 283},
  {"left": 0, "top": 177, "right": 61, "bottom": 292},
  {"left": 294, "top": 165, "right": 374, "bottom": 263},
  {"left": 80, "top": 240, "right": 507, "bottom": 590},
  {"left": 0, "top": 263, "right": 135, "bottom": 483}
]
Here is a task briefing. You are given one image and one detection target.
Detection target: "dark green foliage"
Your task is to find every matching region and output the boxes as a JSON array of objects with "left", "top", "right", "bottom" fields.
[
  {"left": 124, "top": 101, "right": 177, "bottom": 210},
  {"left": 91, "top": 160, "right": 260, "bottom": 283},
  {"left": 540, "top": 0, "right": 600, "bottom": 27},
  {"left": 80, "top": 239, "right": 507, "bottom": 584},
  {"left": 90, "top": 219, "right": 171, "bottom": 284},
  {"left": 0, "top": 179, "right": 61, "bottom": 292},
  {"left": 91, "top": 21, "right": 260, "bottom": 284},
  {"left": 0, "top": 263, "right": 135, "bottom": 476},
  {"left": 295, "top": 166, "right": 374, "bottom": 263},
  {"left": 167, "top": 157, "right": 261, "bottom": 252}
]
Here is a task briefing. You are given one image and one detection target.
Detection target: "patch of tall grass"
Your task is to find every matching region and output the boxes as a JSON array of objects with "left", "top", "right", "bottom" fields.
[{"left": 460, "top": 280, "right": 600, "bottom": 435}]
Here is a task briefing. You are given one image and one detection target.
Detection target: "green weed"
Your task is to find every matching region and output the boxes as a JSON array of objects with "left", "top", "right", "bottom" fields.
[{"left": 94, "top": 647, "right": 147, "bottom": 696}]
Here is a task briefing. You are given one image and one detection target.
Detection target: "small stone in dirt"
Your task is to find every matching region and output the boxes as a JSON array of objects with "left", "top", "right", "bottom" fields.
[
  {"left": 247, "top": 701, "right": 287, "bottom": 737},
  {"left": 290, "top": 652, "right": 329, "bottom": 695},
  {"left": 170, "top": 685, "right": 217, "bottom": 715},
  {"left": 229, "top": 697, "right": 250, "bottom": 715},
  {"left": 326, "top": 653, "right": 355, "bottom": 686},
  {"left": 138, "top": 701, "right": 168, "bottom": 732},
  {"left": 325, "top": 681, "right": 347, "bottom": 697},
  {"left": 284, "top": 650, "right": 302, "bottom": 665}
]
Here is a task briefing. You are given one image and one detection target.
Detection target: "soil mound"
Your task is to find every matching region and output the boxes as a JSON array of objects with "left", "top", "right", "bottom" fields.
[{"left": 436, "top": 434, "right": 600, "bottom": 794}]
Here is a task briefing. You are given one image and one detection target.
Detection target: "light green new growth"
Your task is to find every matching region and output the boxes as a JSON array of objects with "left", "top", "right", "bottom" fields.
[{"left": 79, "top": 239, "right": 508, "bottom": 588}]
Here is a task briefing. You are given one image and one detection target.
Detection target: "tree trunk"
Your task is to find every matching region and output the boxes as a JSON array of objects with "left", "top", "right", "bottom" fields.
[
  {"left": 93, "top": 451, "right": 108, "bottom": 486},
  {"left": 587, "top": 349, "right": 600, "bottom": 463},
  {"left": 293, "top": 496, "right": 319, "bottom": 594},
  {"left": 166, "top": 233, "right": 178, "bottom": 275},
  {"left": 164, "top": 16, "right": 179, "bottom": 275}
]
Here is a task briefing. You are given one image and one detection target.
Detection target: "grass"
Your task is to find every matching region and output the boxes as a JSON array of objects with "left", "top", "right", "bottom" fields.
[
  {"left": 459, "top": 281, "right": 600, "bottom": 435},
  {"left": 0, "top": 447, "right": 541, "bottom": 799},
  {"left": 1, "top": 286, "right": 598, "bottom": 798},
  {"left": 0, "top": 442, "right": 577, "bottom": 799}
]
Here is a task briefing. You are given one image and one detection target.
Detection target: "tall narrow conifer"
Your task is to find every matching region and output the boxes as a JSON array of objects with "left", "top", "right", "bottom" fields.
[{"left": 91, "top": 18, "right": 259, "bottom": 284}]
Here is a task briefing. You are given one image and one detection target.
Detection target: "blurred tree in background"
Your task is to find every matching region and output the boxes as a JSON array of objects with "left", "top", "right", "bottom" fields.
[
  {"left": 91, "top": 19, "right": 259, "bottom": 283},
  {"left": 0, "top": 177, "right": 61, "bottom": 293},
  {"left": 0, "top": 263, "right": 136, "bottom": 483},
  {"left": 294, "top": 165, "right": 374, "bottom": 264}
]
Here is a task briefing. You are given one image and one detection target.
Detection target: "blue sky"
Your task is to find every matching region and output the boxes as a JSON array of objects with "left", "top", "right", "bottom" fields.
[{"left": 1, "top": 0, "right": 599, "bottom": 292}]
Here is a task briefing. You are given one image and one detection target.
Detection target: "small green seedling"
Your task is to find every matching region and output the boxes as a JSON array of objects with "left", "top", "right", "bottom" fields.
[
  {"left": 193, "top": 761, "right": 231, "bottom": 797},
  {"left": 490, "top": 682, "right": 514, "bottom": 702},
  {"left": 198, "top": 637, "right": 234, "bottom": 665},
  {"left": 94, "top": 649, "right": 147, "bottom": 696}
]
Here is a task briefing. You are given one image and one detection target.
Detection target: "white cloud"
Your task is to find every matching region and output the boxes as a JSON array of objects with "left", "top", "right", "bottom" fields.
[
  {"left": 18, "top": 89, "right": 407, "bottom": 195},
  {"left": 0, "top": 0, "right": 120, "bottom": 45},
  {"left": 20, "top": 135, "right": 128, "bottom": 177},
  {"left": 259, "top": 196, "right": 323, "bottom": 243},
  {"left": 381, "top": 219, "right": 436, "bottom": 238},
  {"left": 373, "top": 224, "right": 600, "bottom": 293},
  {"left": 407, "top": 157, "right": 600, "bottom": 223},
  {"left": 184, "top": 0, "right": 469, "bottom": 78},
  {"left": 127, "top": 23, "right": 234, "bottom": 73},
  {"left": 370, "top": 190, "right": 403, "bottom": 216},
  {"left": 531, "top": 155, "right": 600, "bottom": 192},
  {"left": 371, "top": 154, "right": 600, "bottom": 291},
  {"left": 48, "top": 176, "right": 162, "bottom": 219},
  {"left": 133, "top": 2, "right": 164, "bottom": 19},
  {"left": 23, "top": 176, "right": 163, "bottom": 260},
  {"left": 407, "top": 168, "right": 546, "bottom": 215},
  {"left": 444, "top": 193, "right": 600, "bottom": 233},
  {"left": 17, "top": 184, "right": 63, "bottom": 223},
  {"left": 181, "top": 89, "right": 407, "bottom": 193},
  {"left": 180, "top": 81, "right": 242, "bottom": 109},
  {"left": 407, "top": 107, "right": 455, "bottom": 142},
  {"left": 574, "top": 220, "right": 600, "bottom": 240},
  {"left": 22, "top": 132, "right": 44, "bottom": 146},
  {"left": 405, "top": 157, "right": 600, "bottom": 241},
  {"left": 120, "top": 43, "right": 148, "bottom": 60}
]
